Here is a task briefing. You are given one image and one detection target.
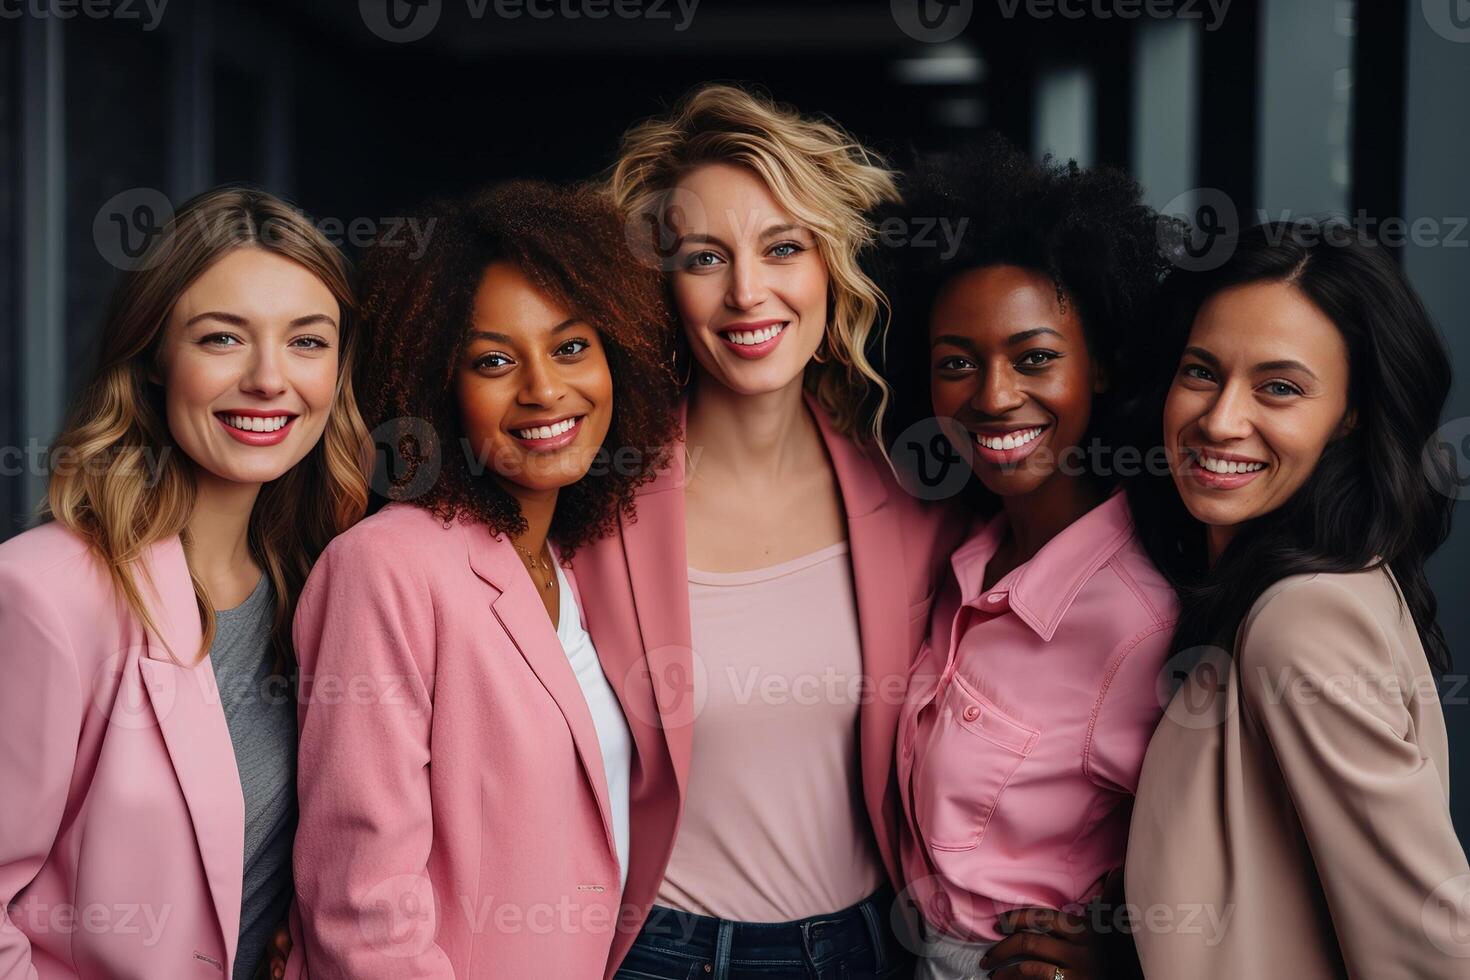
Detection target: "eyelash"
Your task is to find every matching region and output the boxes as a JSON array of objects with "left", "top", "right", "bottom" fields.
[
  {"left": 472, "top": 338, "right": 591, "bottom": 370},
  {"left": 200, "top": 333, "right": 329, "bottom": 349},
  {"left": 933, "top": 349, "right": 1060, "bottom": 372},
  {"left": 1180, "top": 364, "right": 1303, "bottom": 397},
  {"left": 685, "top": 240, "right": 806, "bottom": 269}
]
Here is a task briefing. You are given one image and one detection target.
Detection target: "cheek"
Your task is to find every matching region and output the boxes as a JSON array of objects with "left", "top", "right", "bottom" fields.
[
  {"left": 456, "top": 376, "right": 508, "bottom": 448},
  {"left": 929, "top": 375, "right": 969, "bottom": 417},
  {"left": 672, "top": 275, "right": 719, "bottom": 329},
  {"left": 1162, "top": 386, "right": 1196, "bottom": 446},
  {"left": 295, "top": 355, "right": 341, "bottom": 414}
]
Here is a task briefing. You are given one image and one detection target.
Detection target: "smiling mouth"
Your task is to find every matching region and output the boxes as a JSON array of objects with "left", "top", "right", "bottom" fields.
[
  {"left": 216, "top": 413, "right": 296, "bottom": 433},
  {"left": 513, "top": 416, "right": 582, "bottom": 440},
  {"left": 1189, "top": 449, "right": 1268, "bottom": 474},
  {"left": 972, "top": 426, "right": 1047, "bottom": 452},
  {"left": 720, "top": 322, "right": 788, "bottom": 346}
]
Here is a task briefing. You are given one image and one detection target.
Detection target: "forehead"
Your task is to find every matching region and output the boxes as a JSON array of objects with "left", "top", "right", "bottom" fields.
[
  {"left": 929, "top": 264, "right": 1080, "bottom": 341},
  {"left": 1190, "top": 281, "right": 1347, "bottom": 367},
  {"left": 173, "top": 247, "right": 337, "bottom": 321},
  {"left": 470, "top": 261, "right": 572, "bottom": 333},
  {"left": 671, "top": 162, "right": 796, "bottom": 237}
]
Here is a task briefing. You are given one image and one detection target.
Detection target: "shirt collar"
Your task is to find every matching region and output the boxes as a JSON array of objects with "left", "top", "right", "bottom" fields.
[{"left": 950, "top": 489, "right": 1136, "bottom": 642}]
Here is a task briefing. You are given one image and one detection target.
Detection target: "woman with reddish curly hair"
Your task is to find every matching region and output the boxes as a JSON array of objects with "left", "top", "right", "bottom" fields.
[{"left": 285, "top": 181, "right": 680, "bottom": 980}]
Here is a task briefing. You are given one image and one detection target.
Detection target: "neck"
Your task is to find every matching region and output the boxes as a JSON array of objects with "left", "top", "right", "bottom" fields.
[
  {"left": 999, "top": 473, "right": 1105, "bottom": 565},
  {"left": 185, "top": 469, "right": 262, "bottom": 583},
  {"left": 1206, "top": 524, "right": 1236, "bottom": 567},
  {"left": 684, "top": 372, "right": 815, "bottom": 486},
  {"left": 502, "top": 481, "right": 558, "bottom": 558}
]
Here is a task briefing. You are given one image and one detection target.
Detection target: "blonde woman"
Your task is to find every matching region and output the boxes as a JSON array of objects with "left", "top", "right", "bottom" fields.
[
  {"left": 572, "top": 84, "right": 962, "bottom": 979},
  {"left": 0, "top": 187, "right": 369, "bottom": 980}
]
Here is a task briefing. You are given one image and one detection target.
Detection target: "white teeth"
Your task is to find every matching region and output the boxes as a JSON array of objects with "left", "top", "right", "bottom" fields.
[
  {"left": 1197, "top": 453, "right": 1265, "bottom": 474},
  {"left": 974, "top": 427, "right": 1044, "bottom": 451},
  {"left": 516, "top": 417, "right": 579, "bottom": 440},
  {"left": 724, "top": 324, "right": 785, "bottom": 346},
  {"left": 224, "top": 414, "right": 290, "bottom": 432}
]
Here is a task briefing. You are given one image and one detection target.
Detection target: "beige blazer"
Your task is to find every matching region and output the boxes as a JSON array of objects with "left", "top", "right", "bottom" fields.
[{"left": 1127, "top": 566, "right": 1469, "bottom": 978}]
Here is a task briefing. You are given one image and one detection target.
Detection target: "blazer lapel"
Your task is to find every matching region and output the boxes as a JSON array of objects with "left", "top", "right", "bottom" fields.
[
  {"left": 466, "top": 525, "right": 617, "bottom": 856},
  {"left": 807, "top": 393, "right": 910, "bottom": 885},
  {"left": 614, "top": 401, "right": 695, "bottom": 799},
  {"left": 135, "top": 536, "right": 244, "bottom": 971}
]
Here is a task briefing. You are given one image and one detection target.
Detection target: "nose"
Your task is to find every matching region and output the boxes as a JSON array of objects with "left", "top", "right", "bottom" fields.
[
  {"left": 241, "top": 343, "right": 288, "bottom": 398},
  {"left": 1196, "top": 379, "right": 1253, "bottom": 443},
  {"left": 725, "top": 255, "right": 770, "bottom": 311},
  {"left": 517, "top": 351, "right": 566, "bottom": 408},
  {"left": 971, "top": 363, "right": 1026, "bottom": 417}
]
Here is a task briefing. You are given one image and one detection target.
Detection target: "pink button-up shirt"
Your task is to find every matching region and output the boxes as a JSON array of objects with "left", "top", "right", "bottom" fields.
[{"left": 897, "top": 491, "right": 1179, "bottom": 942}]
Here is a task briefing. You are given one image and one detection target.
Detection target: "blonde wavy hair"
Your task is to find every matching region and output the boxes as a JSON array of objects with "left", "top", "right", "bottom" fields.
[
  {"left": 607, "top": 83, "right": 900, "bottom": 441},
  {"left": 41, "top": 186, "right": 371, "bottom": 666}
]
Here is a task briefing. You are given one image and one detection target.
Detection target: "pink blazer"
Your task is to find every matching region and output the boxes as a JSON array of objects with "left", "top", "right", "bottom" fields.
[
  {"left": 571, "top": 391, "right": 965, "bottom": 972},
  {"left": 0, "top": 522, "right": 247, "bottom": 979},
  {"left": 286, "top": 502, "right": 639, "bottom": 979}
]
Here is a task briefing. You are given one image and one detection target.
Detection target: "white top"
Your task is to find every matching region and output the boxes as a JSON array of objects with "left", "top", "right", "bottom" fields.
[{"left": 553, "top": 557, "right": 631, "bottom": 889}]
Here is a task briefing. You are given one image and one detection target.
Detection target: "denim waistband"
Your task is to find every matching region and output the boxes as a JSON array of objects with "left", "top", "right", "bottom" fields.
[{"left": 634, "top": 885, "right": 902, "bottom": 976}]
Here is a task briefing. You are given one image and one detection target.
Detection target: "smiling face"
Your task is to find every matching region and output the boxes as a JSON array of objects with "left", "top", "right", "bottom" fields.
[
  {"left": 929, "top": 264, "right": 1105, "bottom": 498},
  {"left": 154, "top": 246, "right": 340, "bottom": 487},
  {"left": 669, "top": 162, "right": 829, "bottom": 396},
  {"left": 456, "top": 261, "right": 613, "bottom": 496},
  {"left": 1164, "top": 280, "right": 1353, "bottom": 554}
]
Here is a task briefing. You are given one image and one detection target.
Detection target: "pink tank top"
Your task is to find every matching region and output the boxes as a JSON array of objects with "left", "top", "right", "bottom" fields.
[{"left": 654, "top": 541, "right": 885, "bottom": 921}]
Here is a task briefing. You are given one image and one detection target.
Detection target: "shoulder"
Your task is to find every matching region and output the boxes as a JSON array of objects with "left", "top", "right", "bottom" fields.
[
  {"left": 1103, "top": 533, "right": 1181, "bottom": 631},
  {"left": 0, "top": 520, "right": 98, "bottom": 581},
  {"left": 1237, "top": 567, "right": 1403, "bottom": 691},
  {"left": 309, "top": 504, "right": 473, "bottom": 593}
]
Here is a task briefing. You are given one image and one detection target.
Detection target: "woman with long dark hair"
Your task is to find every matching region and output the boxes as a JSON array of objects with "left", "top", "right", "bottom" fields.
[{"left": 1125, "top": 220, "right": 1469, "bottom": 976}]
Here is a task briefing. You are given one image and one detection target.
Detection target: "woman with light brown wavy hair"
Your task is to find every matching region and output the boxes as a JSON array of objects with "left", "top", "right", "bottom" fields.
[
  {"left": 572, "top": 83, "right": 964, "bottom": 979},
  {"left": 0, "top": 186, "right": 369, "bottom": 980}
]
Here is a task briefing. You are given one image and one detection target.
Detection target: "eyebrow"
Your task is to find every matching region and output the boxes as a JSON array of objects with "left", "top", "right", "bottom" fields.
[
  {"left": 467, "top": 318, "right": 583, "bottom": 344},
  {"left": 676, "top": 223, "right": 810, "bottom": 250},
  {"left": 932, "top": 327, "right": 1063, "bottom": 349},
  {"left": 184, "top": 311, "right": 338, "bottom": 329},
  {"left": 1183, "top": 346, "right": 1319, "bottom": 381}
]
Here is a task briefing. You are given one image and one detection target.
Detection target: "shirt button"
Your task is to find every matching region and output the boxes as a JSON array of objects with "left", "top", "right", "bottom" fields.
[{"left": 963, "top": 705, "right": 980, "bottom": 722}]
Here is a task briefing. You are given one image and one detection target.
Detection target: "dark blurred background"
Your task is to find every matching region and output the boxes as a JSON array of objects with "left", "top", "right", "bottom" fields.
[{"left": 3, "top": 0, "right": 1468, "bottom": 839}]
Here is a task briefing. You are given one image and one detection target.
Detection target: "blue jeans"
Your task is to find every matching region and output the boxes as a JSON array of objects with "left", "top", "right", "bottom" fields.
[{"left": 614, "top": 885, "right": 914, "bottom": 980}]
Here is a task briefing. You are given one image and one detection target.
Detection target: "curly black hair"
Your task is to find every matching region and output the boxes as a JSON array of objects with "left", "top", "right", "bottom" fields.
[
  {"left": 355, "top": 180, "right": 680, "bottom": 555},
  {"left": 878, "top": 135, "right": 1170, "bottom": 482}
]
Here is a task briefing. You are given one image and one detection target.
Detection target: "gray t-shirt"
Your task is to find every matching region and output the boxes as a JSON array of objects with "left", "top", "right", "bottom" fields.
[{"left": 210, "top": 573, "right": 296, "bottom": 980}]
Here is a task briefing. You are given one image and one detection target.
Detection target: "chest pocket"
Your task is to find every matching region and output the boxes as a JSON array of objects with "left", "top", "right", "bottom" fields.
[{"left": 912, "top": 671, "right": 1040, "bottom": 851}]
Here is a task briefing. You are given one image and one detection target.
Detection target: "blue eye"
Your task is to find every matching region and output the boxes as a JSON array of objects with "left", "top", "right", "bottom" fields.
[
  {"left": 687, "top": 250, "right": 722, "bottom": 269},
  {"left": 1263, "top": 380, "right": 1301, "bottom": 397},
  {"left": 291, "top": 335, "right": 330, "bottom": 349},
  {"left": 769, "top": 241, "right": 803, "bottom": 258},
  {"left": 1181, "top": 363, "right": 1214, "bottom": 382},
  {"left": 201, "top": 333, "right": 241, "bottom": 347}
]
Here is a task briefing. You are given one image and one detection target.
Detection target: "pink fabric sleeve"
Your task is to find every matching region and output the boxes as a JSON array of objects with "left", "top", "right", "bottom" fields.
[
  {"left": 0, "top": 562, "right": 80, "bottom": 980},
  {"left": 289, "top": 532, "right": 453, "bottom": 979},
  {"left": 1084, "top": 619, "right": 1177, "bottom": 796}
]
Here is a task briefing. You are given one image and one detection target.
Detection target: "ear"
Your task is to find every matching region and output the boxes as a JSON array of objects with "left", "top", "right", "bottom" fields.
[
  {"left": 1092, "top": 360, "right": 1111, "bottom": 395},
  {"left": 1334, "top": 407, "right": 1358, "bottom": 439}
]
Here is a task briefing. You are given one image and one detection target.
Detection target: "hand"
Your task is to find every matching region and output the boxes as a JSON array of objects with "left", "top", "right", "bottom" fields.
[
  {"left": 979, "top": 907, "right": 1100, "bottom": 980},
  {"left": 267, "top": 923, "right": 291, "bottom": 979}
]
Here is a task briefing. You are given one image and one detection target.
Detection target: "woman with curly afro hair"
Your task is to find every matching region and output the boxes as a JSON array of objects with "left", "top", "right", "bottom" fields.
[
  {"left": 880, "top": 136, "right": 1179, "bottom": 980},
  {"left": 286, "top": 181, "right": 680, "bottom": 980}
]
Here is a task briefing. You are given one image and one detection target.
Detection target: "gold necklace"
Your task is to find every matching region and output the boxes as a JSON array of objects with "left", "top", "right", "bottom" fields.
[{"left": 515, "top": 542, "right": 554, "bottom": 590}]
